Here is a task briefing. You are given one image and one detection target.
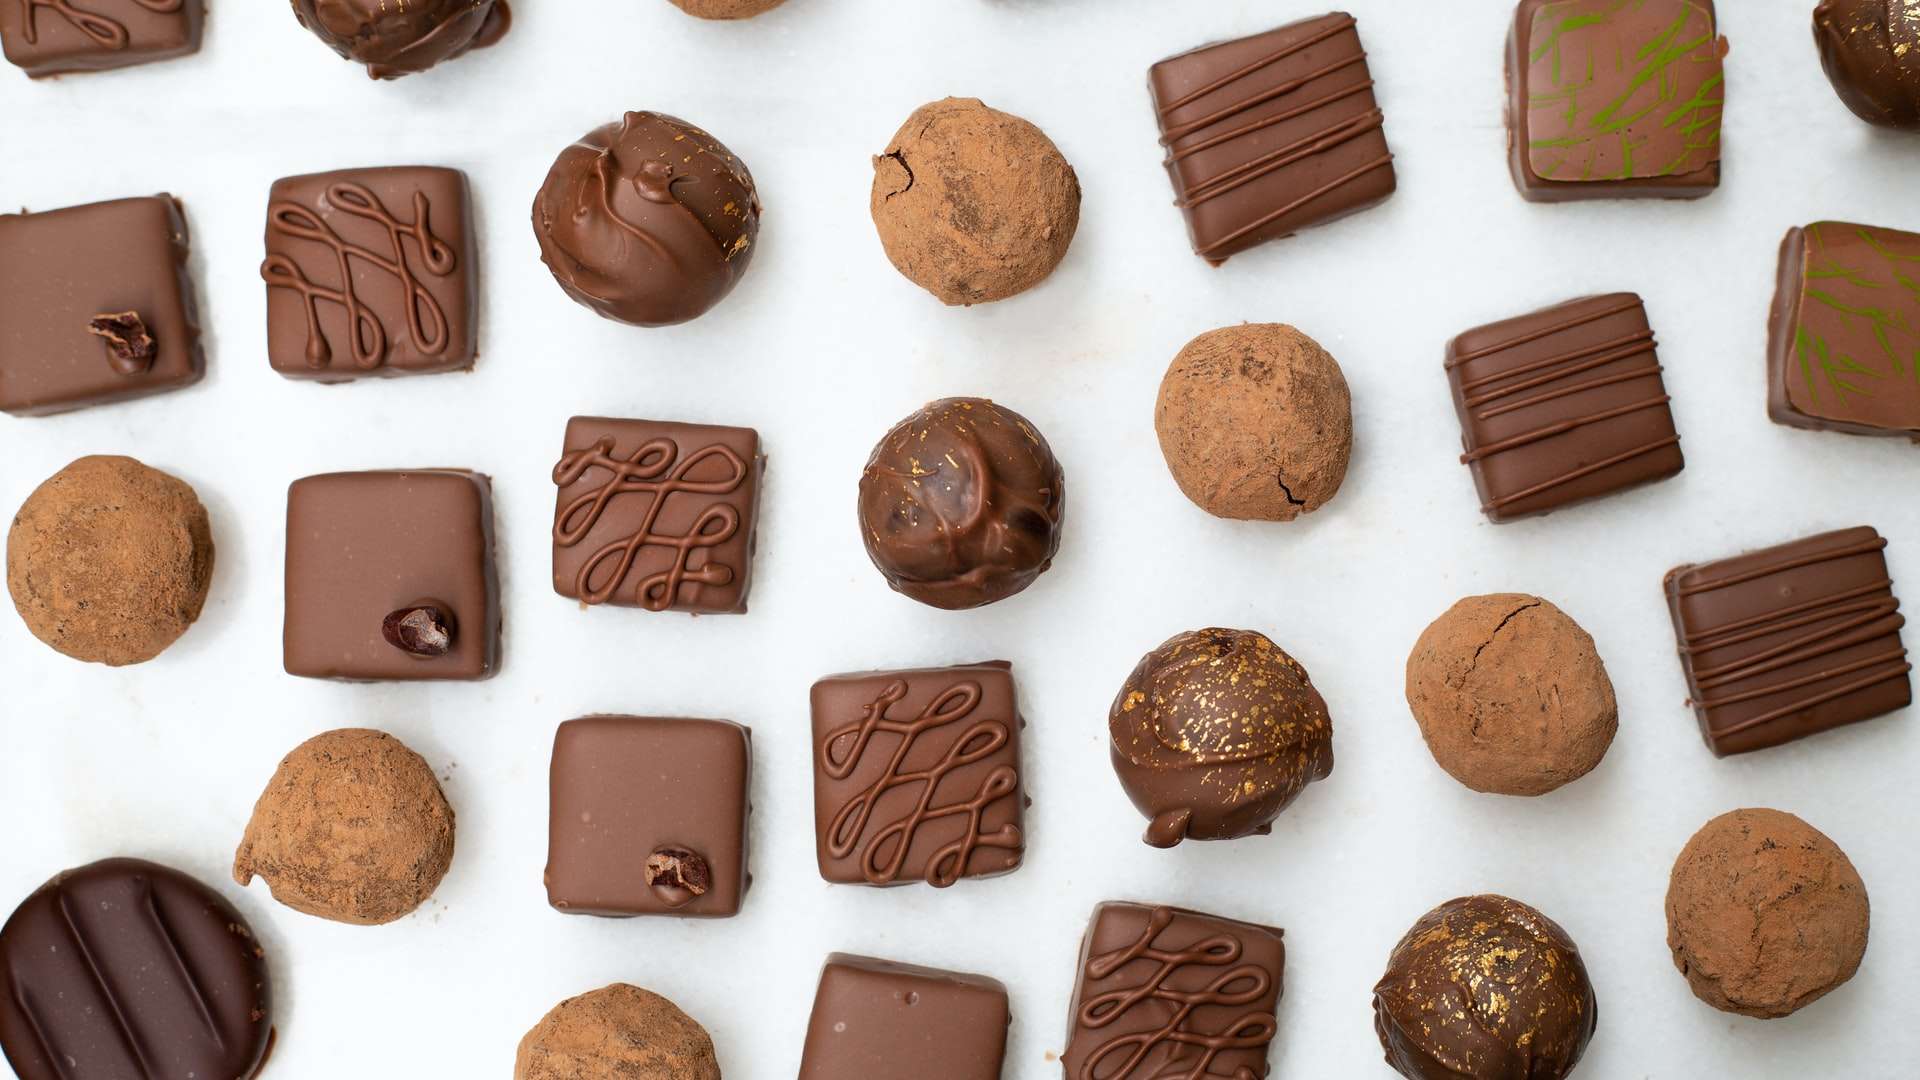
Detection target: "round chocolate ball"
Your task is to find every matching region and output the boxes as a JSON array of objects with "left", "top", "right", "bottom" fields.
[
  {"left": 289, "top": 0, "right": 511, "bottom": 79},
  {"left": 870, "top": 97, "right": 1081, "bottom": 305},
  {"left": 1155, "top": 323, "right": 1353, "bottom": 521},
  {"left": 1666, "top": 808, "right": 1869, "bottom": 1018},
  {"left": 1109, "top": 628, "right": 1334, "bottom": 848},
  {"left": 516, "top": 983, "right": 721, "bottom": 1080},
  {"left": 1373, "top": 894, "right": 1598, "bottom": 1080},
  {"left": 533, "top": 110, "right": 762, "bottom": 327},
  {"left": 234, "top": 728, "right": 455, "bottom": 926},
  {"left": 1405, "top": 594, "right": 1616, "bottom": 796},
  {"left": 668, "top": 0, "right": 787, "bottom": 17},
  {"left": 857, "top": 397, "right": 1065, "bottom": 609},
  {"left": 7, "top": 455, "right": 214, "bottom": 666},
  {"left": 1814, "top": 0, "right": 1920, "bottom": 131}
]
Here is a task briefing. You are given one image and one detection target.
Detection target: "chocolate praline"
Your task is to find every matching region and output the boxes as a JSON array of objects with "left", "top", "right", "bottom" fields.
[
  {"left": 533, "top": 111, "right": 762, "bottom": 327},
  {"left": 1814, "top": 0, "right": 1920, "bottom": 130},
  {"left": 290, "top": 0, "right": 512, "bottom": 79}
]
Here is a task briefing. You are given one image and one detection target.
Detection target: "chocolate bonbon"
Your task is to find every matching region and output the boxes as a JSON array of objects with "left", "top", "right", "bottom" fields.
[
  {"left": 534, "top": 111, "right": 761, "bottom": 326},
  {"left": 1507, "top": 0, "right": 1727, "bottom": 201},
  {"left": 0, "top": 0, "right": 201, "bottom": 77},
  {"left": 0, "top": 196, "right": 203, "bottom": 416},
  {"left": 1814, "top": 0, "right": 1920, "bottom": 131},
  {"left": 1767, "top": 221, "right": 1920, "bottom": 438},
  {"left": 1373, "top": 894, "right": 1597, "bottom": 1080},
  {"left": 670, "top": 0, "right": 786, "bottom": 17},
  {"left": 799, "top": 954, "right": 1009, "bottom": 1079},
  {"left": 1062, "top": 902, "right": 1283, "bottom": 1079},
  {"left": 857, "top": 398, "right": 1065, "bottom": 609},
  {"left": 283, "top": 469, "right": 500, "bottom": 681},
  {"left": 263, "top": 166, "right": 478, "bottom": 382},
  {"left": 1149, "top": 12, "right": 1396, "bottom": 264},
  {"left": 1664, "top": 526, "right": 1910, "bottom": 756},
  {"left": 551, "top": 417, "right": 764, "bottom": 614},
  {"left": 516, "top": 984, "right": 720, "bottom": 1080},
  {"left": 811, "top": 662, "right": 1025, "bottom": 887},
  {"left": 545, "top": 716, "right": 751, "bottom": 918},
  {"left": 289, "top": 0, "right": 510, "bottom": 79},
  {"left": 1445, "top": 294, "right": 1684, "bottom": 521},
  {"left": 0, "top": 859, "right": 273, "bottom": 1080},
  {"left": 1109, "top": 628, "right": 1333, "bottom": 847}
]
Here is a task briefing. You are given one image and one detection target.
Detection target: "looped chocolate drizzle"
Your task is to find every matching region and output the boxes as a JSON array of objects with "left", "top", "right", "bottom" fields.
[{"left": 18, "top": 0, "right": 181, "bottom": 49}]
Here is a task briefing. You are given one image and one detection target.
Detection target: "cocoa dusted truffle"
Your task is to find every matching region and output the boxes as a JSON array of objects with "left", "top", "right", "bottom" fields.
[
  {"left": 516, "top": 984, "right": 721, "bottom": 1080},
  {"left": 234, "top": 728, "right": 455, "bottom": 926},
  {"left": 857, "top": 397, "right": 1065, "bottom": 609},
  {"left": 1814, "top": 0, "right": 1920, "bottom": 131},
  {"left": 7, "top": 455, "right": 213, "bottom": 666},
  {"left": 669, "top": 0, "right": 787, "bottom": 18},
  {"left": 1405, "top": 594, "right": 1617, "bottom": 796},
  {"left": 871, "top": 98, "right": 1081, "bottom": 306},
  {"left": 1666, "top": 808, "right": 1870, "bottom": 1019},
  {"left": 1373, "top": 894, "right": 1598, "bottom": 1080},
  {"left": 289, "top": 0, "right": 511, "bottom": 79},
  {"left": 534, "top": 111, "right": 761, "bottom": 327},
  {"left": 1109, "top": 628, "right": 1334, "bottom": 848},
  {"left": 1155, "top": 324, "right": 1353, "bottom": 521}
]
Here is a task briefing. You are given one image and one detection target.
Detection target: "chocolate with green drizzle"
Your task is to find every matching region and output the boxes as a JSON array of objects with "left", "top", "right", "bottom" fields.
[{"left": 1768, "top": 220, "right": 1920, "bottom": 439}]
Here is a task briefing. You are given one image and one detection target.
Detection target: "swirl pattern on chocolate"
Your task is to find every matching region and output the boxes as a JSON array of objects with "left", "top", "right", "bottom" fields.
[
  {"left": 19, "top": 0, "right": 179, "bottom": 49},
  {"left": 289, "top": 0, "right": 510, "bottom": 79},
  {"left": 1814, "top": 0, "right": 1920, "bottom": 130}
]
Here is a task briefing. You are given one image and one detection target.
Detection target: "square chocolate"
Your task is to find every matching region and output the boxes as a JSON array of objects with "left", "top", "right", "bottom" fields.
[
  {"left": 1149, "top": 12, "right": 1396, "bottom": 265},
  {"left": 1665, "top": 526, "right": 1911, "bottom": 757},
  {"left": 551, "top": 417, "right": 763, "bottom": 614},
  {"left": 1767, "top": 221, "right": 1920, "bottom": 440},
  {"left": 1444, "top": 293, "right": 1684, "bottom": 522},
  {"left": 0, "top": 0, "right": 201, "bottom": 78},
  {"left": 262, "top": 166, "right": 478, "bottom": 382},
  {"left": 1507, "top": 0, "right": 1726, "bottom": 202},
  {"left": 544, "top": 716, "right": 751, "bottom": 919},
  {"left": 810, "top": 662, "right": 1025, "bottom": 888},
  {"left": 0, "top": 196, "right": 203, "bottom": 417},
  {"left": 283, "top": 469, "right": 499, "bottom": 681},
  {"left": 1063, "top": 902, "right": 1285, "bottom": 1079},
  {"left": 798, "top": 954, "right": 1009, "bottom": 1080}
]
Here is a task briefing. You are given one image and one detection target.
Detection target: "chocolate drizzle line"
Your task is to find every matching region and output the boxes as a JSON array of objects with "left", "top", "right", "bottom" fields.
[
  {"left": 18, "top": 0, "right": 180, "bottom": 49},
  {"left": 822, "top": 679, "right": 1021, "bottom": 887},
  {"left": 1076, "top": 906, "right": 1275, "bottom": 1080},
  {"left": 54, "top": 892, "right": 152, "bottom": 1076}
]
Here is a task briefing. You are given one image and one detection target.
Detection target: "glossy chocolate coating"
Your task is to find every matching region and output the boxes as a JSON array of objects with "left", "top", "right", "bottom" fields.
[
  {"left": 1109, "top": 628, "right": 1333, "bottom": 847},
  {"left": 799, "top": 954, "right": 1009, "bottom": 1079},
  {"left": 1814, "top": 0, "right": 1920, "bottom": 130},
  {"left": 533, "top": 111, "right": 761, "bottom": 327},
  {"left": 1373, "top": 895, "right": 1597, "bottom": 1080},
  {"left": 290, "top": 0, "right": 510, "bottom": 79},
  {"left": 0, "top": 859, "right": 273, "bottom": 1080},
  {"left": 857, "top": 398, "right": 1065, "bottom": 610},
  {"left": 0, "top": 0, "right": 202, "bottom": 76},
  {"left": 1768, "top": 221, "right": 1920, "bottom": 438}
]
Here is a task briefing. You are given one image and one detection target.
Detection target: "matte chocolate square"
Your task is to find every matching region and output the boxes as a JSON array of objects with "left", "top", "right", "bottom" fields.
[
  {"left": 551, "top": 417, "right": 763, "bottom": 614},
  {"left": 1507, "top": 0, "right": 1726, "bottom": 202},
  {"left": 1149, "top": 12, "right": 1396, "bottom": 265},
  {"left": 0, "top": 196, "right": 203, "bottom": 417},
  {"left": 262, "top": 166, "right": 478, "bottom": 382},
  {"left": 544, "top": 716, "right": 751, "bottom": 919},
  {"left": 811, "top": 662, "right": 1025, "bottom": 888},
  {"left": 1445, "top": 293, "right": 1684, "bottom": 522},
  {"left": 1665, "top": 526, "right": 1911, "bottom": 757},
  {"left": 283, "top": 469, "right": 500, "bottom": 681},
  {"left": 1767, "top": 221, "right": 1920, "bottom": 440},
  {"left": 799, "top": 954, "right": 1009, "bottom": 1080},
  {"left": 0, "top": 0, "right": 201, "bottom": 77},
  {"left": 1063, "top": 902, "right": 1285, "bottom": 1079}
]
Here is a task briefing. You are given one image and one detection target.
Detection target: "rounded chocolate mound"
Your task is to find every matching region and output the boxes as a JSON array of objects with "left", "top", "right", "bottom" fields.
[
  {"left": 669, "top": 0, "right": 787, "bottom": 17},
  {"left": 1813, "top": 0, "right": 1920, "bottom": 131},
  {"left": 516, "top": 983, "right": 721, "bottom": 1080},
  {"left": 290, "top": 0, "right": 511, "bottom": 79}
]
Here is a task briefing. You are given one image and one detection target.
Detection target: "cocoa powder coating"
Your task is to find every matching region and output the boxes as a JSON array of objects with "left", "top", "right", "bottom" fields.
[
  {"left": 515, "top": 983, "right": 722, "bottom": 1080},
  {"left": 1404, "top": 594, "right": 1617, "bottom": 796},
  {"left": 7, "top": 455, "right": 214, "bottom": 666},
  {"left": 234, "top": 728, "right": 455, "bottom": 926},
  {"left": 870, "top": 97, "right": 1081, "bottom": 305},
  {"left": 668, "top": 0, "right": 786, "bottom": 17},
  {"left": 1666, "top": 808, "right": 1870, "bottom": 1019}
]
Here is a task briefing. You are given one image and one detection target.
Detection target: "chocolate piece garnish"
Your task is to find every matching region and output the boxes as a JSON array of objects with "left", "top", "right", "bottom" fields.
[
  {"left": 86, "top": 310, "right": 156, "bottom": 375},
  {"left": 1766, "top": 221, "right": 1920, "bottom": 439},
  {"left": 643, "top": 847, "right": 711, "bottom": 908},
  {"left": 0, "top": 0, "right": 203, "bottom": 78},
  {"left": 799, "top": 954, "right": 1010, "bottom": 1079},
  {"left": 382, "top": 603, "right": 455, "bottom": 657}
]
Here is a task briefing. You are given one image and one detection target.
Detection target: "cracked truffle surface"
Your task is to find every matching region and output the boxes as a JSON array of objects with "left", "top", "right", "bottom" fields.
[{"left": 516, "top": 984, "right": 721, "bottom": 1080}]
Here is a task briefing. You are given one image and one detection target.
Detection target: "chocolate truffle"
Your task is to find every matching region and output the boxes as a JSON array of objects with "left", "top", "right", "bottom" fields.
[
  {"left": 1155, "top": 323, "right": 1353, "bottom": 521},
  {"left": 669, "top": 0, "right": 787, "bottom": 17},
  {"left": 857, "top": 398, "right": 1065, "bottom": 609},
  {"left": 1666, "top": 808, "right": 1870, "bottom": 1019},
  {"left": 1814, "top": 0, "right": 1920, "bottom": 131},
  {"left": 8, "top": 455, "right": 213, "bottom": 666},
  {"left": 516, "top": 984, "right": 720, "bottom": 1080},
  {"left": 289, "top": 0, "right": 511, "bottom": 79},
  {"left": 1767, "top": 221, "right": 1920, "bottom": 438},
  {"left": 534, "top": 111, "right": 761, "bottom": 327},
  {"left": 870, "top": 97, "right": 1080, "bottom": 306},
  {"left": 1109, "top": 628, "right": 1334, "bottom": 848},
  {"left": 1405, "top": 594, "right": 1617, "bottom": 796},
  {"left": 0, "top": 0, "right": 202, "bottom": 77},
  {"left": 234, "top": 728, "right": 455, "bottom": 926},
  {"left": 0, "top": 858, "right": 273, "bottom": 1080},
  {"left": 1373, "top": 894, "right": 1597, "bottom": 1080},
  {"left": 799, "top": 954, "right": 1009, "bottom": 1079}
]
